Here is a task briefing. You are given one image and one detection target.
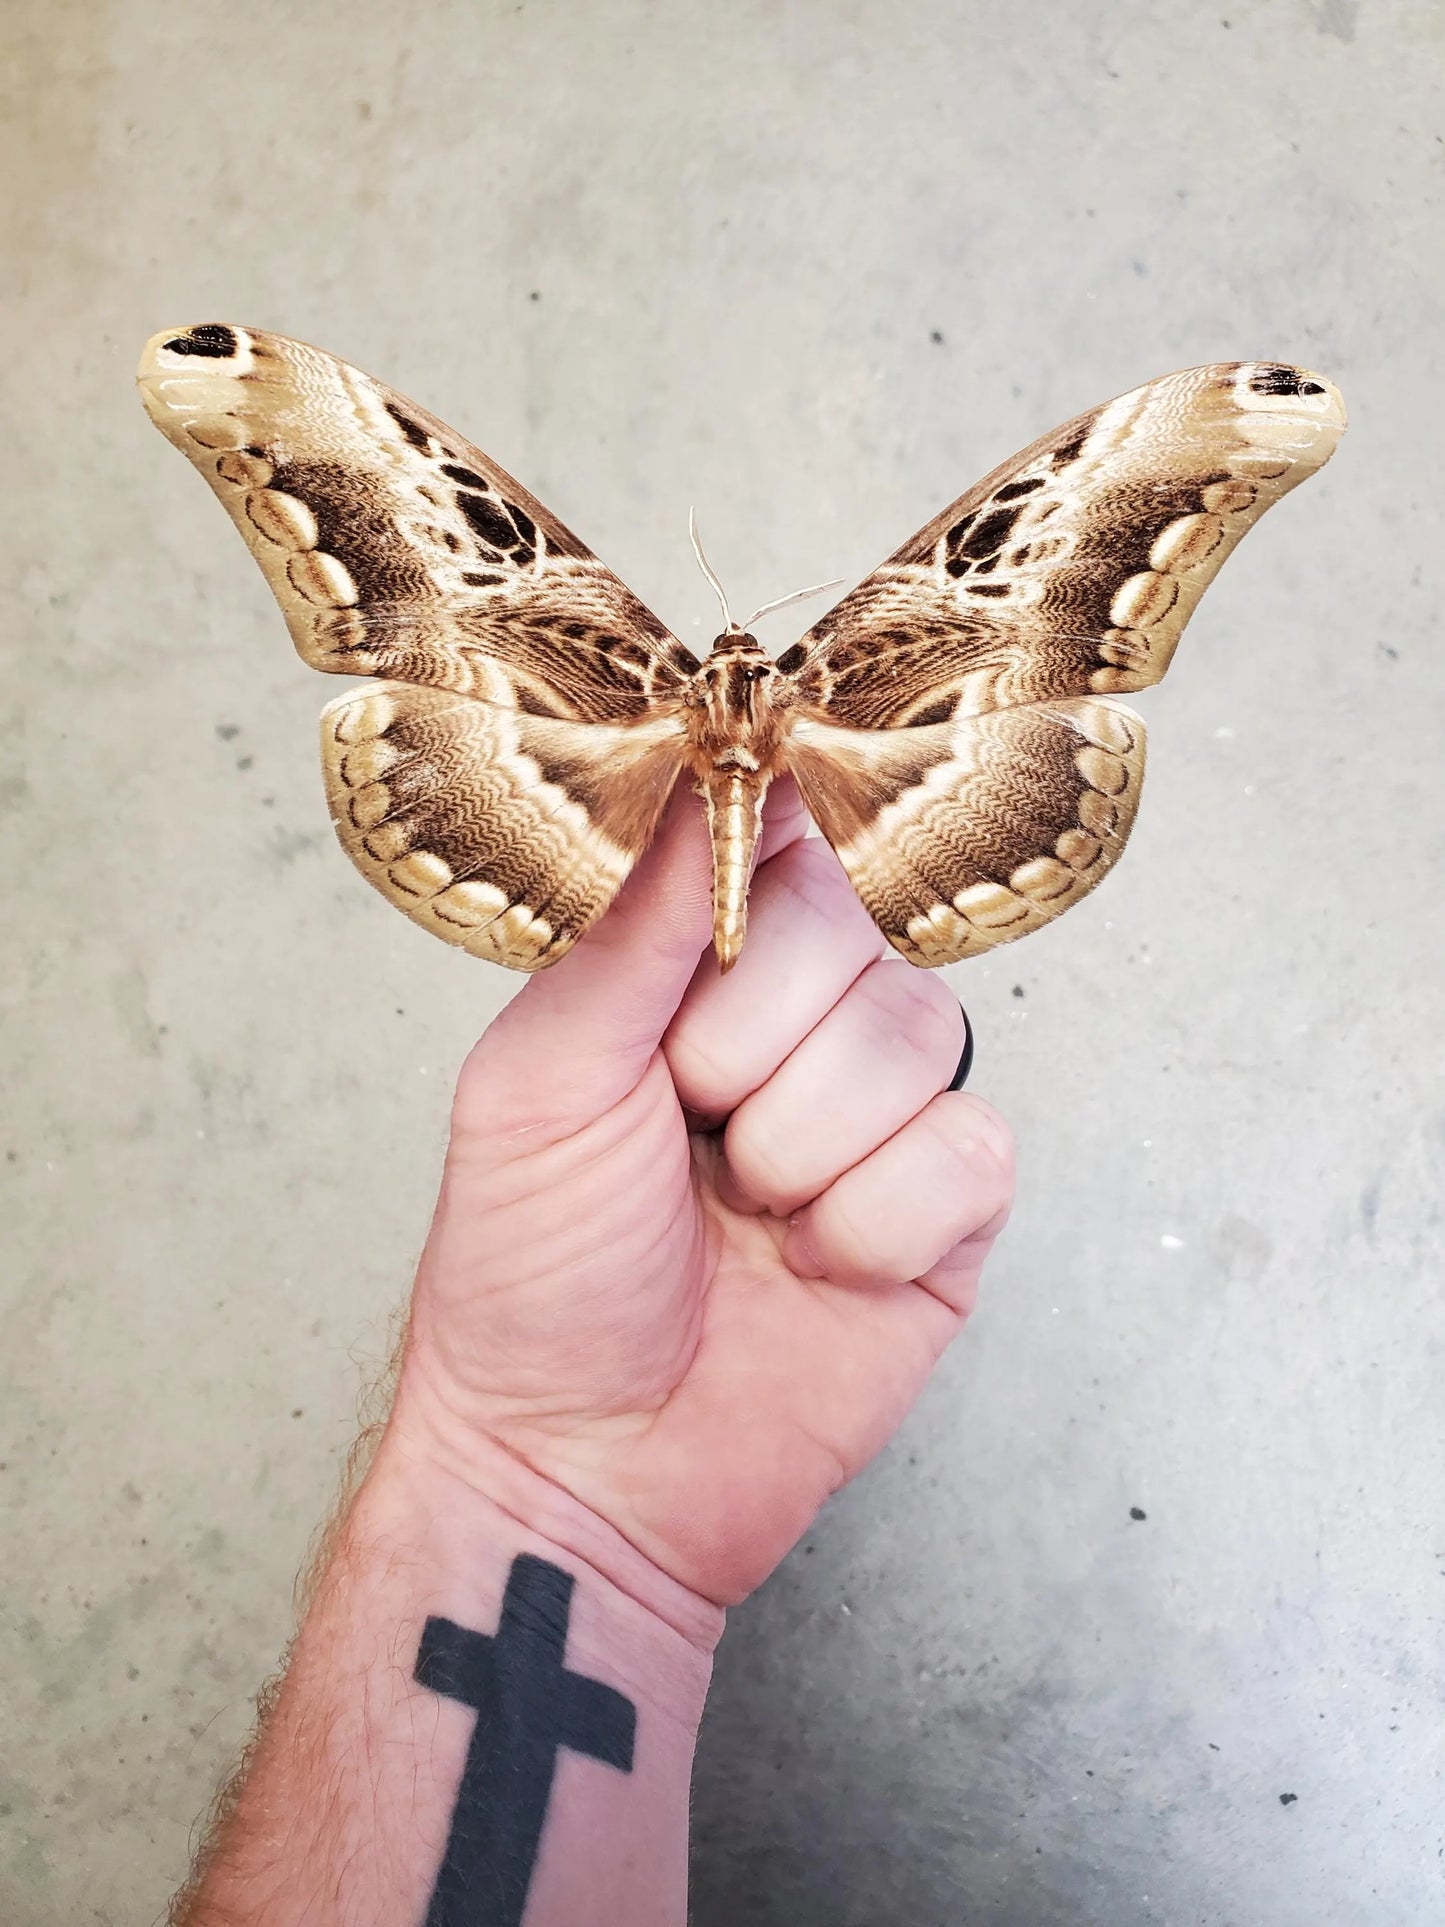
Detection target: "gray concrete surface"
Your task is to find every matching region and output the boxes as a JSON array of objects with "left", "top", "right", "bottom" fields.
[{"left": 3, "top": 2, "right": 1442, "bottom": 1920}]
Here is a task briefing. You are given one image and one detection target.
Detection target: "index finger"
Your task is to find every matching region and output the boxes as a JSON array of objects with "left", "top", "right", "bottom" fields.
[{"left": 664, "top": 834, "right": 887, "bottom": 1122}]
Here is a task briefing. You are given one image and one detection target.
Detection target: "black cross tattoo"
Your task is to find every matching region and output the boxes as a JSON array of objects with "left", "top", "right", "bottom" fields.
[{"left": 414, "top": 1554, "right": 636, "bottom": 1927}]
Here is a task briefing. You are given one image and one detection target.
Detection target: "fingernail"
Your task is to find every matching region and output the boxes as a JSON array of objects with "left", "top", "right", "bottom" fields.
[
  {"left": 947, "top": 1005, "right": 974, "bottom": 1091},
  {"left": 782, "top": 1217, "right": 827, "bottom": 1279}
]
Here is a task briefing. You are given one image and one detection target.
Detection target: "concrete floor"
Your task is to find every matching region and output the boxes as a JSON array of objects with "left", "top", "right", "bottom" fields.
[{"left": 4, "top": 1, "right": 1443, "bottom": 1920}]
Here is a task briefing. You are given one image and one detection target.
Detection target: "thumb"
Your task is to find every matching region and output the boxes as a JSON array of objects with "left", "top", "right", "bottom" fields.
[{"left": 459, "top": 778, "right": 809, "bottom": 1137}]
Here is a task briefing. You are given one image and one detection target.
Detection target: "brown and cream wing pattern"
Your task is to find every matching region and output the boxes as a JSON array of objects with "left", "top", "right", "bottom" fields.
[
  {"left": 780, "top": 362, "right": 1345, "bottom": 727},
  {"left": 139, "top": 333, "right": 1344, "bottom": 975},
  {"left": 781, "top": 362, "right": 1344, "bottom": 965},
  {"left": 136, "top": 324, "right": 701, "bottom": 715},
  {"left": 786, "top": 699, "right": 1145, "bottom": 966},
  {"left": 138, "top": 323, "right": 694, "bottom": 967},
  {"left": 322, "top": 680, "right": 685, "bottom": 968}
]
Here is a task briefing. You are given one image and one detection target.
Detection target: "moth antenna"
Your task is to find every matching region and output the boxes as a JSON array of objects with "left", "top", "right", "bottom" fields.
[
  {"left": 740, "top": 576, "right": 847, "bottom": 631},
  {"left": 689, "top": 509, "right": 736, "bottom": 633}
]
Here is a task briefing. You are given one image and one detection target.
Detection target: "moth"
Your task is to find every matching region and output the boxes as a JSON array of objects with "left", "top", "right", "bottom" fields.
[{"left": 137, "top": 325, "right": 1344, "bottom": 972}]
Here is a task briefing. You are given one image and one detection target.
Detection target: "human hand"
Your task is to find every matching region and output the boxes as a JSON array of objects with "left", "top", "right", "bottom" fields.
[{"left": 390, "top": 781, "right": 1014, "bottom": 1606}]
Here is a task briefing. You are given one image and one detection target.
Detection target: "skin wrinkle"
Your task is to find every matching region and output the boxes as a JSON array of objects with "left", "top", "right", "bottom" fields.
[
  {"left": 913, "top": 1205, "right": 1014, "bottom": 1318},
  {"left": 446, "top": 1133, "right": 689, "bottom": 1318},
  {"left": 389, "top": 1420, "right": 717, "bottom": 1651},
  {"left": 851, "top": 958, "right": 965, "bottom": 1062},
  {"left": 796, "top": 1099, "right": 1015, "bottom": 1286},
  {"left": 409, "top": 1263, "right": 687, "bottom": 1433},
  {"left": 447, "top": 1079, "right": 687, "bottom": 1266},
  {"left": 612, "top": 1255, "right": 839, "bottom": 1498},
  {"left": 481, "top": 1050, "right": 682, "bottom": 1179},
  {"left": 476, "top": 1200, "right": 706, "bottom": 1425},
  {"left": 457, "top": 997, "right": 676, "bottom": 1147},
  {"left": 810, "top": 1187, "right": 934, "bottom": 1285},
  {"left": 724, "top": 959, "right": 968, "bottom": 1213},
  {"left": 412, "top": 1202, "right": 709, "bottom": 1433},
  {"left": 433, "top": 1194, "right": 705, "bottom": 1395},
  {"left": 735, "top": 994, "right": 963, "bottom": 1202}
]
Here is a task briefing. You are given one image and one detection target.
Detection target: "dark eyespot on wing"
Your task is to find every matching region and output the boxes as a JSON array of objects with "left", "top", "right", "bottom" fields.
[
  {"left": 954, "top": 504, "right": 1024, "bottom": 561},
  {"left": 1049, "top": 424, "right": 1090, "bottom": 470},
  {"left": 457, "top": 489, "right": 533, "bottom": 560},
  {"left": 994, "top": 475, "right": 1047, "bottom": 502},
  {"left": 1248, "top": 365, "right": 1325, "bottom": 398},
  {"left": 386, "top": 403, "right": 432, "bottom": 450},
  {"left": 907, "top": 696, "right": 958, "bottom": 727},
  {"left": 945, "top": 502, "right": 1030, "bottom": 580},
  {"left": 441, "top": 463, "right": 492, "bottom": 491},
  {"left": 164, "top": 323, "right": 238, "bottom": 358}
]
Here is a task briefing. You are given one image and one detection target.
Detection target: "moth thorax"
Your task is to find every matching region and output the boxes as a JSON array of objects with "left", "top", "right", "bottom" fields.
[{"left": 693, "top": 632, "right": 783, "bottom": 771}]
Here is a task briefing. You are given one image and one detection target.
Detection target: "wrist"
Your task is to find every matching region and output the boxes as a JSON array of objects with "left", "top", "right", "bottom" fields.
[
  {"left": 367, "top": 1386, "right": 726, "bottom": 1689},
  {"left": 178, "top": 1375, "right": 721, "bottom": 1925}
]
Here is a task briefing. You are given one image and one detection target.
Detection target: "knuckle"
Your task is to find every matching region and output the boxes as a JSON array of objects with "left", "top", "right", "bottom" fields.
[
  {"left": 926, "top": 1094, "right": 1016, "bottom": 1193},
  {"left": 665, "top": 1022, "right": 746, "bottom": 1116},
  {"left": 859, "top": 962, "right": 964, "bottom": 1065},
  {"left": 817, "top": 1192, "right": 895, "bottom": 1282},
  {"left": 724, "top": 1109, "right": 798, "bottom": 1213}
]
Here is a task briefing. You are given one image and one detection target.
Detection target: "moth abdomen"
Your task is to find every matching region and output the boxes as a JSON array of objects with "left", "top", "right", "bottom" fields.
[{"left": 700, "top": 768, "right": 768, "bottom": 974}]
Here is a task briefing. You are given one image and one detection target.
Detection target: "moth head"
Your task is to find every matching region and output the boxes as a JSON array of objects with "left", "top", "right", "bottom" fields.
[
  {"left": 687, "top": 508, "right": 843, "bottom": 659},
  {"left": 700, "top": 633, "right": 771, "bottom": 687}
]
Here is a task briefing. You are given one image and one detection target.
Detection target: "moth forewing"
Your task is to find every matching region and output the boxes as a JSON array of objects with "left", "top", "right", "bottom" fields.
[{"left": 777, "top": 360, "right": 1343, "bottom": 967}]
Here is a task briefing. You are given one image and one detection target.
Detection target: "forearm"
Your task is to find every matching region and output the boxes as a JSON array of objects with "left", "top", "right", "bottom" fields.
[{"left": 175, "top": 1420, "right": 723, "bottom": 1926}]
